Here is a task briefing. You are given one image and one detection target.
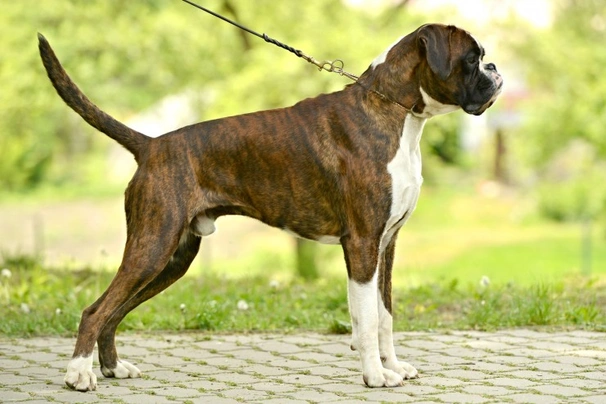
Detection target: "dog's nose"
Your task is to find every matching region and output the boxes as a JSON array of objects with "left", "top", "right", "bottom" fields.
[{"left": 485, "top": 63, "right": 497, "bottom": 72}]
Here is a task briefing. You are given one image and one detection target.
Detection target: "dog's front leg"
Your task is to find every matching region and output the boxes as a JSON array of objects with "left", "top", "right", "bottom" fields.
[
  {"left": 343, "top": 236, "right": 404, "bottom": 388},
  {"left": 378, "top": 238, "right": 418, "bottom": 380}
]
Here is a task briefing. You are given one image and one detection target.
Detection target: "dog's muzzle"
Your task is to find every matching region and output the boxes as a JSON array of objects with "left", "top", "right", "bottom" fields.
[{"left": 465, "top": 63, "right": 504, "bottom": 116}]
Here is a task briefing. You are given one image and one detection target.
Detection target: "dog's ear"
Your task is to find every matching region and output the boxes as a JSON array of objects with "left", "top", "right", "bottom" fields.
[{"left": 418, "top": 25, "right": 452, "bottom": 81}]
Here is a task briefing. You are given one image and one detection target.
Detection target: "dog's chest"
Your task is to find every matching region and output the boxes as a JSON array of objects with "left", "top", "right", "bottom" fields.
[{"left": 381, "top": 115, "right": 426, "bottom": 247}]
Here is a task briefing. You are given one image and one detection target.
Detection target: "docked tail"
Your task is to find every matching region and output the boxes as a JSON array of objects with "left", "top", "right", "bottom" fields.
[{"left": 37, "top": 33, "right": 149, "bottom": 160}]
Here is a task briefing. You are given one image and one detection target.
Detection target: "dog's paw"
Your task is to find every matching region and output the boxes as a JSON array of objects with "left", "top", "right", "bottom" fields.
[
  {"left": 101, "top": 360, "right": 142, "bottom": 379},
  {"left": 363, "top": 367, "right": 404, "bottom": 388},
  {"left": 64, "top": 355, "right": 97, "bottom": 391},
  {"left": 385, "top": 360, "right": 418, "bottom": 380}
]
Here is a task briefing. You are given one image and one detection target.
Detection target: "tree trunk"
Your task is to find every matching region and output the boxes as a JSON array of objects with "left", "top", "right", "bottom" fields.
[{"left": 295, "top": 238, "right": 319, "bottom": 280}]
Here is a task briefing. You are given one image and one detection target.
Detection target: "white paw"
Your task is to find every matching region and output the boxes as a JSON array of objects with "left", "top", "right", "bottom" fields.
[
  {"left": 64, "top": 355, "right": 97, "bottom": 391},
  {"left": 385, "top": 360, "right": 418, "bottom": 380},
  {"left": 363, "top": 367, "right": 404, "bottom": 387},
  {"left": 101, "top": 359, "right": 142, "bottom": 379}
]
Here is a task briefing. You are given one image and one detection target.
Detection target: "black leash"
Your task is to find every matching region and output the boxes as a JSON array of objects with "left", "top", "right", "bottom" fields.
[
  {"left": 180, "top": 0, "right": 413, "bottom": 112},
  {"left": 181, "top": 0, "right": 359, "bottom": 81}
]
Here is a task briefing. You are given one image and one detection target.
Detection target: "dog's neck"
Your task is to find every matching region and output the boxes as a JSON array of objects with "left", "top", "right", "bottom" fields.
[{"left": 356, "top": 33, "right": 461, "bottom": 121}]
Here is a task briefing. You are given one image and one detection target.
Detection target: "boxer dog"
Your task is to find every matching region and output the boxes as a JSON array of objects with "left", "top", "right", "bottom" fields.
[{"left": 38, "top": 23, "right": 502, "bottom": 391}]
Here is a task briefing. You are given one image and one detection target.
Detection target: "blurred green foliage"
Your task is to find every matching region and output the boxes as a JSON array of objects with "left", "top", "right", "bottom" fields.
[
  {"left": 3, "top": 0, "right": 605, "bottom": 228},
  {"left": 1, "top": 0, "right": 432, "bottom": 191},
  {"left": 513, "top": 0, "right": 606, "bottom": 222}
]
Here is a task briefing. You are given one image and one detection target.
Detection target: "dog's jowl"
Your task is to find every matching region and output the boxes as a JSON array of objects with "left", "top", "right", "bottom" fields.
[{"left": 38, "top": 23, "right": 502, "bottom": 391}]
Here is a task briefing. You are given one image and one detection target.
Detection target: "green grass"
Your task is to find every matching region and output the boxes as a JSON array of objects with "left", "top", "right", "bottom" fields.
[
  {"left": 1, "top": 186, "right": 605, "bottom": 336},
  {"left": 0, "top": 253, "right": 604, "bottom": 337}
]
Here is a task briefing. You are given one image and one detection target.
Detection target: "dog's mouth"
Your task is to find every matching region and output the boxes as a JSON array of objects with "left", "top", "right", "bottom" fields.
[{"left": 464, "top": 79, "right": 503, "bottom": 116}]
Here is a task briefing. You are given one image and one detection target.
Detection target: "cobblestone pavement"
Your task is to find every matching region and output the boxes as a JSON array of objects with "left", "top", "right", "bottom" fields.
[{"left": 1, "top": 330, "right": 605, "bottom": 403}]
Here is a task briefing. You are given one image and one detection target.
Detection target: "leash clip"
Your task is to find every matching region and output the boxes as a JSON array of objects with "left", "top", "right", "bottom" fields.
[{"left": 305, "top": 56, "right": 359, "bottom": 81}]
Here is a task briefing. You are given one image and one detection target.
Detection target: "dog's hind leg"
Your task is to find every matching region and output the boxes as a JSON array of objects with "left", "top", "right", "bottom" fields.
[
  {"left": 64, "top": 190, "right": 188, "bottom": 391},
  {"left": 97, "top": 230, "right": 201, "bottom": 379}
]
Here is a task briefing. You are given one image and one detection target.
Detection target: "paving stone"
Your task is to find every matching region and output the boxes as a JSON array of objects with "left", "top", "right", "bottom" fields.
[
  {"left": 12, "top": 401, "right": 54, "bottom": 404},
  {"left": 557, "top": 377, "right": 605, "bottom": 389},
  {"left": 312, "top": 342, "right": 355, "bottom": 356},
  {"left": 402, "top": 339, "right": 451, "bottom": 350},
  {"left": 0, "top": 359, "right": 29, "bottom": 369},
  {"left": 579, "top": 371, "right": 606, "bottom": 381},
  {"left": 508, "top": 393, "right": 562, "bottom": 403},
  {"left": 144, "top": 369, "right": 202, "bottom": 383},
  {"left": 488, "top": 377, "right": 539, "bottom": 388},
  {"left": 439, "top": 369, "right": 493, "bottom": 380},
  {"left": 0, "top": 390, "right": 31, "bottom": 401},
  {"left": 396, "top": 382, "right": 441, "bottom": 395},
  {"left": 354, "top": 389, "right": 416, "bottom": 402},
  {"left": 531, "top": 361, "right": 582, "bottom": 373},
  {"left": 422, "top": 334, "right": 472, "bottom": 344},
  {"left": 254, "top": 340, "right": 306, "bottom": 354},
  {"left": 1, "top": 330, "right": 605, "bottom": 403},
  {"left": 253, "top": 399, "right": 310, "bottom": 404},
  {"left": 314, "top": 382, "right": 369, "bottom": 394},
  {"left": 483, "top": 354, "right": 536, "bottom": 365},
  {"left": 461, "top": 384, "right": 512, "bottom": 396},
  {"left": 0, "top": 374, "right": 32, "bottom": 385},
  {"left": 421, "top": 354, "right": 474, "bottom": 365},
  {"left": 201, "top": 355, "right": 251, "bottom": 368},
  {"left": 526, "top": 341, "right": 582, "bottom": 352},
  {"left": 278, "top": 373, "right": 331, "bottom": 385},
  {"left": 462, "top": 339, "right": 513, "bottom": 351},
  {"left": 307, "top": 365, "right": 348, "bottom": 377},
  {"left": 552, "top": 355, "right": 602, "bottom": 366},
  {"left": 573, "top": 349, "right": 606, "bottom": 359},
  {"left": 207, "top": 371, "right": 267, "bottom": 385},
  {"left": 188, "top": 397, "right": 242, "bottom": 404},
  {"left": 220, "top": 387, "right": 271, "bottom": 400},
  {"left": 14, "top": 382, "right": 65, "bottom": 394},
  {"left": 416, "top": 376, "right": 466, "bottom": 387},
  {"left": 291, "top": 388, "right": 351, "bottom": 402},
  {"left": 228, "top": 348, "right": 277, "bottom": 362},
  {"left": 502, "top": 348, "right": 559, "bottom": 358},
  {"left": 531, "top": 383, "right": 591, "bottom": 397},
  {"left": 430, "top": 392, "right": 489, "bottom": 403},
  {"left": 439, "top": 347, "right": 495, "bottom": 358},
  {"left": 250, "top": 381, "right": 298, "bottom": 393},
  {"left": 241, "top": 363, "right": 297, "bottom": 376},
  {"left": 186, "top": 379, "right": 232, "bottom": 391},
  {"left": 501, "top": 369, "right": 565, "bottom": 381},
  {"left": 468, "top": 360, "right": 516, "bottom": 372},
  {"left": 48, "top": 390, "right": 110, "bottom": 403},
  {"left": 289, "top": 351, "right": 343, "bottom": 363}
]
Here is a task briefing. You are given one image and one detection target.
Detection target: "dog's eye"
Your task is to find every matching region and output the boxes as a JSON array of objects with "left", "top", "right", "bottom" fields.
[{"left": 466, "top": 56, "right": 478, "bottom": 66}]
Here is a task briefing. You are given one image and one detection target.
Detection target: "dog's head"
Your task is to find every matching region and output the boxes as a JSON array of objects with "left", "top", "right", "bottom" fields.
[
  {"left": 363, "top": 24, "right": 503, "bottom": 117},
  {"left": 417, "top": 24, "right": 503, "bottom": 116}
]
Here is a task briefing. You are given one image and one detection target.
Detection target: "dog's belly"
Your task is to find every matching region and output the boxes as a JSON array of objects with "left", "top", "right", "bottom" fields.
[{"left": 283, "top": 228, "right": 341, "bottom": 245}]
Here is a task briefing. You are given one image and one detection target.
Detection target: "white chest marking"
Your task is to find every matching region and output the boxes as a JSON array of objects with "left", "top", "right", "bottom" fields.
[
  {"left": 418, "top": 87, "right": 460, "bottom": 118},
  {"left": 379, "top": 114, "right": 426, "bottom": 253}
]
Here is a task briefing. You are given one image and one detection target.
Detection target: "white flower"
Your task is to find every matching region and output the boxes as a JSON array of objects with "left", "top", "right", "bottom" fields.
[
  {"left": 55, "top": 308, "right": 62, "bottom": 315},
  {"left": 480, "top": 276, "right": 490, "bottom": 287},
  {"left": 237, "top": 300, "right": 249, "bottom": 311},
  {"left": 179, "top": 303, "right": 186, "bottom": 313},
  {"left": 269, "top": 280, "right": 280, "bottom": 289},
  {"left": 20, "top": 303, "right": 30, "bottom": 313},
  {"left": 1, "top": 268, "right": 11, "bottom": 279}
]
